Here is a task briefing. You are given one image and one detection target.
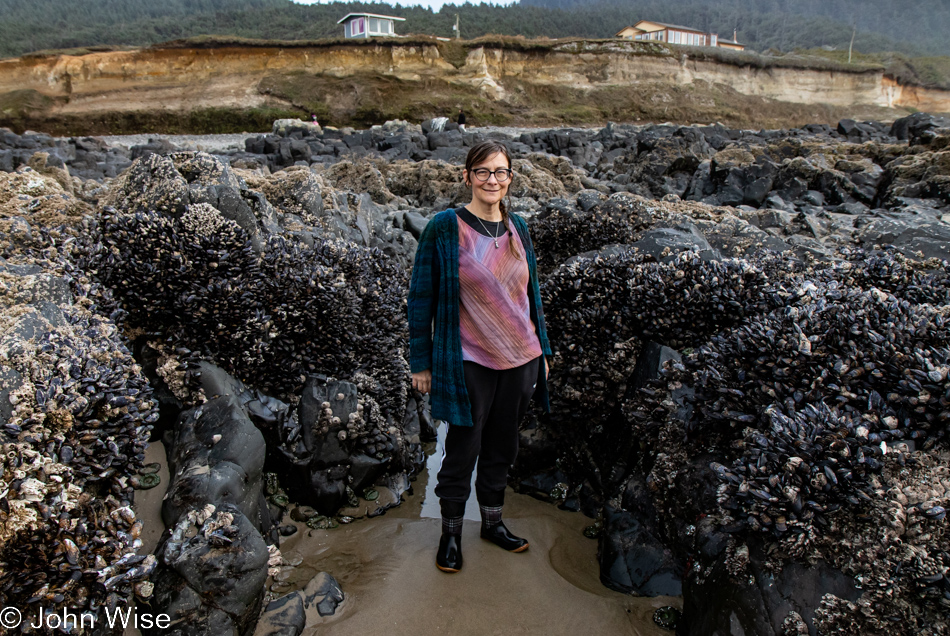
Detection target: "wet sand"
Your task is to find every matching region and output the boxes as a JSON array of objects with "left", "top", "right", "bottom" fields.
[
  {"left": 277, "top": 423, "right": 680, "bottom": 636},
  {"left": 281, "top": 490, "right": 679, "bottom": 636},
  {"left": 131, "top": 433, "right": 681, "bottom": 635}
]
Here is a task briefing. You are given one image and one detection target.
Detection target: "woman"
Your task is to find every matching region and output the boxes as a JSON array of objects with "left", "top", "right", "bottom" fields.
[{"left": 407, "top": 140, "right": 552, "bottom": 573}]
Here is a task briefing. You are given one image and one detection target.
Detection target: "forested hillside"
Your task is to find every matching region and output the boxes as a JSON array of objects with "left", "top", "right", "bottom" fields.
[
  {"left": 521, "top": 0, "right": 950, "bottom": 57},
  {"left": 0, "top": 0, "right": 947, "bottom": 61}
]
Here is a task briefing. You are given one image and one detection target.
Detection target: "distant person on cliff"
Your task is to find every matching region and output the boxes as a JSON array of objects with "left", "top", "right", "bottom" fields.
[
  {"left": 457, "top": 109, "right": 466, "bottom": 132},
  {"left": 407, "top": 140, "right": 552, "bottom": 573}
]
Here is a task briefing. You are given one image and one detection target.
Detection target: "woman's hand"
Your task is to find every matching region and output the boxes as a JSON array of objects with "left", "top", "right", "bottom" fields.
[
  {"left": 412, "top": 370, "right": 432, "bottom": 394},
  {"left": 544, "top": 357, "right": 549, "bottom": 380}
]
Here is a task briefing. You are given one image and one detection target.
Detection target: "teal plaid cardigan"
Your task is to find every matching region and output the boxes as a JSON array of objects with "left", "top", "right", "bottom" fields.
[{"left": 408, "top": 209, "right": 552, "bottom": 427}]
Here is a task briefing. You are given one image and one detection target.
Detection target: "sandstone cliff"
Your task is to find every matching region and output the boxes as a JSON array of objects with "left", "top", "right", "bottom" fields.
[{"left": 1, "top": 38, "right": 948, "bottom": 134}]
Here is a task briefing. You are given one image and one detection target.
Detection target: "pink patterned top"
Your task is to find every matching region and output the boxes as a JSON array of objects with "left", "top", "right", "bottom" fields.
[{"left": 457, "top": 212, "right": 543, "bottom": 370}]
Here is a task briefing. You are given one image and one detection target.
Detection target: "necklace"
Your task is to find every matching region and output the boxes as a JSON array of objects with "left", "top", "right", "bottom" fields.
[{"left": 471, "top": 211, "right": 503, "bottom": 248}]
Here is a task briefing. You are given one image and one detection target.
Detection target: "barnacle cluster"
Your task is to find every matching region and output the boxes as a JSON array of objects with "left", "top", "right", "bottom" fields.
[
  {"left": 536, "top": 236, "right": 950, "bottom": 632},
  {"left": 0, "top": 227, "right": 157, "bottom": 620},
  {"left": 529, "top": 193, "right": 657, "bottom": 276},
  {"left": 81, "top": 155, "right": 411, "bottom": 423}
]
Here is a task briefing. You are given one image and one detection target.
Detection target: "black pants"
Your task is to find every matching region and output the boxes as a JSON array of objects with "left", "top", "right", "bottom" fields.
[{"left": 436, "top": 357, "right": 540, "bottom": 518}]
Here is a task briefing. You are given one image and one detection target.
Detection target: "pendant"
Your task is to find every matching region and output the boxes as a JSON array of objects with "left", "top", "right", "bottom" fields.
[{"left": 493, "top": 239, "right": 499, "bottom": 248}]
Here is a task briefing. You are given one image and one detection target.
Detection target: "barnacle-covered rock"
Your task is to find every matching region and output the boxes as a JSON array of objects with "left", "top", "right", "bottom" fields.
[
  {"left": 533, "top": 215, "right": 949, "bottom": 633},
  {"left": 79, "top": 152, "right": 422, "bottom": 523},
  {"left": 143, "top": 504, "right": 269, "bottom": 636},
  {"left": 0, "top": 167, "right": 90, "bottom": 244},
  {"left": 529, "top": 192, "right": 658, "bottom": 275},
  {"left": 323, "top": 159, "right": 399, "bottom": 205},
  {"left": 382, "top": 159, "right": 465, "bottom": 208},
  {"left": 267, "top": 374, "right": 418, "bottom": 515},
  {"left": 85, "top": 189, "right": 411, "bottom": 424},
  {"left": 0, "top": 239, "right": 156, "bottom": 622}
]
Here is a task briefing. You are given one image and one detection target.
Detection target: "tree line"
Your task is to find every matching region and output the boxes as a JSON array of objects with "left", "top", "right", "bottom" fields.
[{"left": 0, "top": 0, "right": 946, "bottom": 60}]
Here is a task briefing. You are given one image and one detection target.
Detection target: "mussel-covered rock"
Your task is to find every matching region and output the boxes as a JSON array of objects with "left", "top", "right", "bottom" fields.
[{"left": 0, "top": 205, "right": 156, "bottom": 623}]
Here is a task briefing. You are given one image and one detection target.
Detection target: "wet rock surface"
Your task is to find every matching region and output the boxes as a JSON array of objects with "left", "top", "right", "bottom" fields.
[
  {"left": 1, "top": 113, "right": 949, "bottom": 634},
  {"left": 143, "top": 503, "right": 270, "bottom": 636}
]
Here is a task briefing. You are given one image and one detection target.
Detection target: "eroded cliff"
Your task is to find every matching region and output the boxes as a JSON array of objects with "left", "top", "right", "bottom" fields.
[{"left": 1, "top": 39, "right": 948, "bottom": 134}]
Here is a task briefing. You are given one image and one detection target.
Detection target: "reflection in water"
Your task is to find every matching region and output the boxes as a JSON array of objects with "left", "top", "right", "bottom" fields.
[{"left": 419, "top": 422, "right": 482, "bottom": 521}]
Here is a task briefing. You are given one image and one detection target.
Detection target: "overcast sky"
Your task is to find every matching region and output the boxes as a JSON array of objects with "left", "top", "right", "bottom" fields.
[{"left": 290, "top": 0, "right": 518, "bottom": 9}]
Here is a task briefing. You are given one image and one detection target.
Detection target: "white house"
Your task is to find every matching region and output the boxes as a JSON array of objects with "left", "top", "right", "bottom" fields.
[{"left": 337, "top": 13, "right": 406, "bottom": 39}]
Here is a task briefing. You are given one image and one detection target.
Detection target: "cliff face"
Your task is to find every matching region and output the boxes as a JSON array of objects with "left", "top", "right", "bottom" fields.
[
  {"left": 1, "top": 40, "right": 948, "bottom": 132},
  {"left": 474, "top": 43, "right": 892, "bottom": 106}
]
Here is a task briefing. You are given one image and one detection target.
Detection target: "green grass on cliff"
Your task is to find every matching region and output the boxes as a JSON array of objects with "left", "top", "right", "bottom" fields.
[
  {"left": 798, "top": 48, "right": 950, "bottom": 90},
  {"left": 258, "top": 71, "right": 512, "bottom": 128},
  {"left": 0, "top": 89, "right": 59, "bottom": 127},
  {"left": 0, "top": 106, "right": 301, "bottom": 136}
]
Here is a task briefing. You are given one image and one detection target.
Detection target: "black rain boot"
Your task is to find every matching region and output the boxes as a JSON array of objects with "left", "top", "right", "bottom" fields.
[
  {"left": 436, "top": 532, "right": 463, "bottom": 573},
  {"left": 479, "top": 505, "right": 529, "bottom": 552},
  {"left": 437, "top": 501, "right": 464, "bottom": 572}
]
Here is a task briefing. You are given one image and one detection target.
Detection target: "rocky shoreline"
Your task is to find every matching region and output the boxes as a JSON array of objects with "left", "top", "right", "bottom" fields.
[{"left": 0, "top": 113, "right": 948, "bottom": 635}]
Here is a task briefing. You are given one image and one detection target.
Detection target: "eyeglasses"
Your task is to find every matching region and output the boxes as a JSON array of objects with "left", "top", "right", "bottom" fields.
[{"left": 470, "top": 168, "right": 513, "bottom": 183}]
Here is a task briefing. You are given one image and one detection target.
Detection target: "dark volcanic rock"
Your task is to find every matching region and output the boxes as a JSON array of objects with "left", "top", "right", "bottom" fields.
[
  {"left": 681, "top": 529, "right": 861, "bottom": 636},
  {"left": 263, "top": 374, "right": 420, "bottom": 515},
  {"left": 856, "top": 216, "right": 950, "bottom": 260},
  {"left": 599, "top": 478, "right": 683, "bottom": 597},
  {"left": 890, "top": 112, "right": 950, "bottom": 143},
  {"left": 162, "top": 390, "right": 268, "bottom": 534},
  {"left": 253, "top": 592, "right": 305, "bottom": 636},
  {"left": 302, "top": 571, "right": 346, "bottom": 617},
  {"left": 144, "top": 504, "right": 270, "bottom": 636},
  {"left": 252, "top": 572, "right": 344, "bottom": 636},
  {"left": 630, "top": 225, "right": 721, "bottom": 262}
]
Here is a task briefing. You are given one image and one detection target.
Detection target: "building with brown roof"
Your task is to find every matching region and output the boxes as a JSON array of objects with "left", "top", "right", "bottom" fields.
[{"left": 616, "top": 20, "right": 745, "bottom": 51}]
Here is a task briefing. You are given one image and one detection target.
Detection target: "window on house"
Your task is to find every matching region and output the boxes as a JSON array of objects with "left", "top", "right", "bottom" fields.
[
  {"left": 353, "top": 17, "right": 364, "bottom": 35},
  {"left": 711, "top": 34, "right": 718, "bottom": 46},
  {"left": 383, "top": 20, "right": 391, "bottom": 33},
  {"left": 369, "top": 18, "right": 379, "bottom": 32}
]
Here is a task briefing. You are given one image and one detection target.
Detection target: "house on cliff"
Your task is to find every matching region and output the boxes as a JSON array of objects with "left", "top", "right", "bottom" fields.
[
  {"left": 616, "top": 20, "right": 745, "bottom": 50},
  {"left": 338, "top": 13, "right": 406, "bottom": 39}
]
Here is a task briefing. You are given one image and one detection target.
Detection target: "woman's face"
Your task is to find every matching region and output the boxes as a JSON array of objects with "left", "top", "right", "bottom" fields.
[{"left": 465, "top": 152, "right": 511, "bottom": 208}]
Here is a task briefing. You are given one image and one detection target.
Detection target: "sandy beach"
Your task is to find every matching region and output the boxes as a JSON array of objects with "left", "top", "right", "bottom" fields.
[
  {"left": 282, "top": 488, "right": 679, "bottom": 636},
  {"left": 130, "top": 433, "right": 680, "bottom": 636}
]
